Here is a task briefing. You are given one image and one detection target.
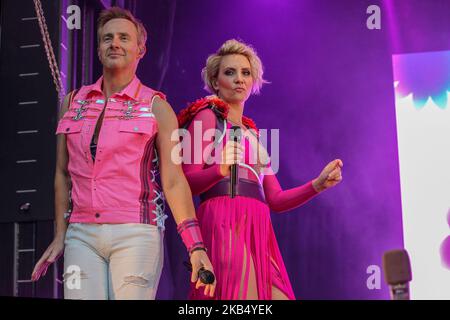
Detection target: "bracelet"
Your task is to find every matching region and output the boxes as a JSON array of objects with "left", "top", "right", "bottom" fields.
[
  {"left": 190, "top": 247, "right": 207, "bottom": 255},
  {"left": 177, "top": 218, "right": 206, "bottom": 254}
]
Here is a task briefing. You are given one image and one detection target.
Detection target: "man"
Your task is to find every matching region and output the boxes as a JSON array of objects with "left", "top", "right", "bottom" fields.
[{"left": 31, "top": 6, "right": 215, "bottom": 300}]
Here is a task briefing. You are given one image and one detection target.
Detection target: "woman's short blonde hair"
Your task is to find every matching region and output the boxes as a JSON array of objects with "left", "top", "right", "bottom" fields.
[{"left": 202, "top": 39, "right": 268, "bottom": 95}]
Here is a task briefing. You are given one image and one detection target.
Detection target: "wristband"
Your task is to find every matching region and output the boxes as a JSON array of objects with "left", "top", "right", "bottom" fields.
[{"left": 177, "top": 218, "right": 206, "bottom": 254}]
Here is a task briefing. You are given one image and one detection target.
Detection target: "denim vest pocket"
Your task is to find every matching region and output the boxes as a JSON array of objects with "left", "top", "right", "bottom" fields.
[
  {"left": 113, "top": 119, "right": 157, "bottom": 186},
  {"left": 119, "top": 119, "right": 155, "bottom": 135},
  {"left": 56, "top": 119, "right": 84, "bottom": 135},
  {"left": 56, "top": 120, "right": 87, "bottom": 166}
]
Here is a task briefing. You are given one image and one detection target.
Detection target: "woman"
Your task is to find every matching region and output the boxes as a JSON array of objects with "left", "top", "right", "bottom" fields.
[{"left": 177, "top": 39, "right": 343, "bottom": 300}]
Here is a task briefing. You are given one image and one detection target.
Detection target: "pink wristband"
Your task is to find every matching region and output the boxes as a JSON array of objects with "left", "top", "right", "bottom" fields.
[{"left": 177, "top": 218, "right": 206, "bottom": 254}]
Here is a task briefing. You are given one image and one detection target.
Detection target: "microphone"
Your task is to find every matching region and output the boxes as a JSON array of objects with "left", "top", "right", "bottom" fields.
[
  {"left": 229, "top": 126, "right": 242, "bottom": 198},
  {"left": 198, "top": 267, "right": 216, "bottom": 284},
  {"left": 382, "top": 249, "right": 413, "bottom": 300},
  {"left": 183, "top": 261, "right": 216, "bottom": 284}
]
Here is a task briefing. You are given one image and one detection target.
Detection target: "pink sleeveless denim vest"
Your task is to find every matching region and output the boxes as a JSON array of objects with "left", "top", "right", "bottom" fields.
[{"left": 56, "top": 76, "right": 167, "bottom": 228}]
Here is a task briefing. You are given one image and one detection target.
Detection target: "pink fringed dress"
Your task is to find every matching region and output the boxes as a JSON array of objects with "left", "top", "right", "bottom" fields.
[{"left": 178, "top": 97, "right": 319, "bottom": 300}]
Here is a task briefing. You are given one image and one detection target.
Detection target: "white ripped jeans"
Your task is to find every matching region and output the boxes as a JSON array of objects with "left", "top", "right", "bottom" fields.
[{"left": 63, "top": 223, "right": 164, "bottom": 300}]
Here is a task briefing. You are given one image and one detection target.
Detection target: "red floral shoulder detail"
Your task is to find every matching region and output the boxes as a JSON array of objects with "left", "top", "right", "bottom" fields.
[{"left": 177, "top": 95, "right": 258, "bottom": 133}]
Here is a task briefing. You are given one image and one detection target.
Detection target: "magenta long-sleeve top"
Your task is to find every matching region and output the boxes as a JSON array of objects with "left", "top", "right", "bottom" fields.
[{"left": 181, "top": 108, "right": 319, "bottom": 213}]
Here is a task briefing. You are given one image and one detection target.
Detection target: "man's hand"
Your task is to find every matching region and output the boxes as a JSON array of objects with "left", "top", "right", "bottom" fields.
[{"left": 31, "top": 234, "right": 65, "bottom": 281}]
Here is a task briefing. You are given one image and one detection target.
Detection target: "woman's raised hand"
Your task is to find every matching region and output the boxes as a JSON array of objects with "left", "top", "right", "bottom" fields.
[{"left": 312, "top": 159, "right": 343, "bottom": 192}]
